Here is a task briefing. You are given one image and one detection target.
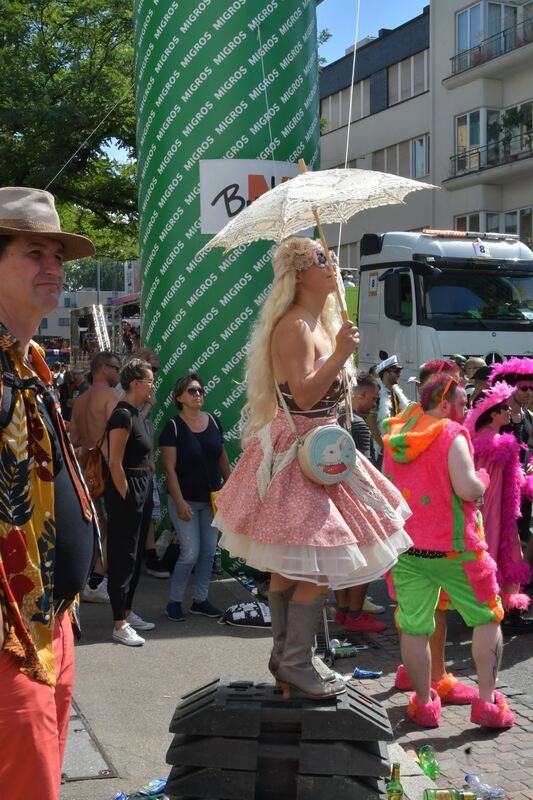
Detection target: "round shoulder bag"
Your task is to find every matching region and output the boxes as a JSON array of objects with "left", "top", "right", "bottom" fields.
[{"left": 276, "top": 384, "right": 356, "bottom": 486}]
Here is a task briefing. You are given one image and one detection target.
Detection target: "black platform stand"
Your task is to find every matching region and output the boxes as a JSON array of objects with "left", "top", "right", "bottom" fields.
[{"left": 166, "top": 679, "right": 393, "bottom": 799}]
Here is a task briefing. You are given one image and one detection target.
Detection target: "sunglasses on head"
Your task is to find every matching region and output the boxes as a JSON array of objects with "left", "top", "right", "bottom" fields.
[
  {"left": 187, "top": 386, "right": 205, "bottom": 396},
  {"left": 440, "top": 376, "right": 459, "bottom": 405}
]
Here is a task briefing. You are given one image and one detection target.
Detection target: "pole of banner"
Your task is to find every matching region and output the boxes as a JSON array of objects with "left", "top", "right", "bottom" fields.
[{"left": 298, "top": 158, "right": 349, "bottom": 323}]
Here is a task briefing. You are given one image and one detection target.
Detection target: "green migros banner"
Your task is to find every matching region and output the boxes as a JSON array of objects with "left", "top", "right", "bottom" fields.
[{"left": 133, "top": 0, "right": 320, "bottom": 464}]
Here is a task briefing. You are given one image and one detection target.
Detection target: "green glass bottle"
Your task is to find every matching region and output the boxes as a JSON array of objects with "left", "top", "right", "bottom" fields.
[{"left": 386, "top": 762, "right": 404, "bottom": 799}]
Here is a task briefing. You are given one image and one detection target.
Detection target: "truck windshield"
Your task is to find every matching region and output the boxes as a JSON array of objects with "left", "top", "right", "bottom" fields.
[{"left": 419, "top": 268, "right": 533, "bottom": 330}]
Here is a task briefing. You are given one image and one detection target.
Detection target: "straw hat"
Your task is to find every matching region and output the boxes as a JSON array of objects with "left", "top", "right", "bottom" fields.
[{"left": 0, "top": 187, "right": 95, "bottom": 261}]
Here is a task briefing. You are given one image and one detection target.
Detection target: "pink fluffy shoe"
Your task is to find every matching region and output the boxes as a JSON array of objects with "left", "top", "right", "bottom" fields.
[
  {"left": 431, "top": 673, "right": 478, "bottom": 705},
  {"left": 471, "top": 691, "right": 515, "bottom": 729},
  {"left": 395, "top": 664, "right": 413, "bottom": 691},
  {"left": 407, "top": 688, "right": 441, "bottom": 727}
]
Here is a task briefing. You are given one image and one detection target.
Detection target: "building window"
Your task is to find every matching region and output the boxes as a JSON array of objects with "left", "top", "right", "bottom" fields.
[
  {"left": 372, "top": 148, "right": 385, "bottom": 172},
  {"left": 320, "top": 78, "right": 370, "bottom": 134},
  {"left": 372, "top": 134, "right": 429, "bottom": 178},
  {"left": 413, "top": 134, "right": 429, "bottom": 178},
  {"left": 398, "top": 140, "right": 411, "bottom": 177},
  {"left": 58, "top": 318, "right": 69, "bottom": 327},
  {"left": 455, "top": 213, "right": 481, "bottom": 231},
  {"left": 64, "top": 297, "right": 72, "bottom": 308},
  {"left": 387, "top": 49, "right": 428, "bottom": 107},
  {"left": 457, "top": 3, "right": 482, "bottom": 54},
  {"left": 455, "top": 110, "right": 481, "bottom": 172},
  {"left": 388, "top": 63, "right": 398, "bottom": 106},
  {"left": 40, "top": 318, "right": 48, "bottom": 329},
  {"left": 485, "top": 207, "right": 533, "bottom": 244}
]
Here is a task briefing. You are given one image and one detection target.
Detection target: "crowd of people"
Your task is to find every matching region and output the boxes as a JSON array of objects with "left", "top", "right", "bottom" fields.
[{"left": 1, "top": 187, "right": 533, "bottom": 798}]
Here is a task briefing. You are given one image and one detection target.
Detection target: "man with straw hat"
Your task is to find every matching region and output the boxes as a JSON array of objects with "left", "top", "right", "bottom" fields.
[{"left": 0, "top": 187, "right": 100, "bottom": 799}]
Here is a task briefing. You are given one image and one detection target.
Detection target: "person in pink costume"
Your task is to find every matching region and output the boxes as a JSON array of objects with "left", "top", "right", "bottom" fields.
[
  {"left": 213, "top": 237, "right": 412, "bottom": 700},
  {"left": 465, "top": 383, "right": 533, "bottom": 615},
  {"left": 390, "top": 360, "right": 480, "bottom": 705},
  {"left": 383, "top": 374, "right": 514, "bottom": 729}
]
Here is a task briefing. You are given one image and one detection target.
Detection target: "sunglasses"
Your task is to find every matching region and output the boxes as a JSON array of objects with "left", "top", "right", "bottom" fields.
[
  {"left": 187, "top": 386, "right": 205, "bottom": 396},
  {"left": 440, "top": 376, "right": 459, "bottom": 405},
  {"left": 106, "top": 363, "right": 120, "bottom": 371},
  {"left": 515, "top": 384, "right": 533, "bottom": 392},
  {"left": 315, "top": 250, "right": 339, "bottom": 269}
]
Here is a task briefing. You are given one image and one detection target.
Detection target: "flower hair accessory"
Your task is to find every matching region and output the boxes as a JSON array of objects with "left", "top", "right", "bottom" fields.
[
  {"left": 272, "top": 237, "right": 339, "bottom": 281},
  {"left": 464, "top": 382, "right": 515, "bottom": 434}
]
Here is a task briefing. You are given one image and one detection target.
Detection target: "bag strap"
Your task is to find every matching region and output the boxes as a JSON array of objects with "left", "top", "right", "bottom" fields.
[
  {"left": 275, "top": 383, "right": 303, "bottom": 443},
  {"left": 0, "top": 347, "right": 54, "bottom": 429}
]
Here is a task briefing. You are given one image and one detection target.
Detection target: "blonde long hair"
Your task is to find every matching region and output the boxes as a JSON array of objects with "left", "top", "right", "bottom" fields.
[{"left": 240, "top": 237, "right": 354, "bottom": 445}]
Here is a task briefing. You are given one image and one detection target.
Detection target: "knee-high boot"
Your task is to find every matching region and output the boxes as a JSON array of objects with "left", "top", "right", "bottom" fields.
[
  {"left": 277, "top": 598, "right": 345, "bottom": 699},
  {"left": 267, "top": 588, "right": 294, "bottom": 679}
]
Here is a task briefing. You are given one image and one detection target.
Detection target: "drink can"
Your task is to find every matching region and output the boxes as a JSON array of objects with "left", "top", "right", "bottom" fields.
[{"left": 332, "top": 644, "right": 359, "bottom": 658}]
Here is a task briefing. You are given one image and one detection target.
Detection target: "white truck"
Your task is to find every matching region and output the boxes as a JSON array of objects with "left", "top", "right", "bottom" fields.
[{"left": 357, "top": 229, "right": 533, "bottom": 393}]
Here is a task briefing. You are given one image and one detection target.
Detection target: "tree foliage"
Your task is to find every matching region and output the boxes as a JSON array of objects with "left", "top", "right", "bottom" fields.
[{"left": 0, "top": 0, "right": 138, "bottom": 258}]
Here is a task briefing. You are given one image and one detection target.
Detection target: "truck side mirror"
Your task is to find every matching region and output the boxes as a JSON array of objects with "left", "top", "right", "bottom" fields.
[{"left": 384, "top": 272, "right": 402, "bottom": 320}]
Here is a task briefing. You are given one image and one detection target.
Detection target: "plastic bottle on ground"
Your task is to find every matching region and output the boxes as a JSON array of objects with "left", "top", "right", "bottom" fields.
[{"left": 464, "top": 773, "right": 506, "bottom": 799}]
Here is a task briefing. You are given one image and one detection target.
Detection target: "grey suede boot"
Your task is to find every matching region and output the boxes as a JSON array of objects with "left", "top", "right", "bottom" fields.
[
  {"left": 276, "top": 598, "right": 345, "bottom": 699},
  {"left": 268, "top": 589, "right": 337, "bottom": 683},
  {"left": 267, "top": 588, "right": 293, "bottom": 679}
]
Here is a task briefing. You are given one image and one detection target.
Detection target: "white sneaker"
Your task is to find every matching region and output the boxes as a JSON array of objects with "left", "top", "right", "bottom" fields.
[
  {"left": 362, "top": 597, "right": 385, "bottom": 615},
  {"left": 112, "top": 623, "right": 145, "bottom": 646},
  {"left": 126, "top": 611, "right": 155, "bottom": 631},
  {"left": 81, "top": 577, "right": 110, "bottom": 603}
]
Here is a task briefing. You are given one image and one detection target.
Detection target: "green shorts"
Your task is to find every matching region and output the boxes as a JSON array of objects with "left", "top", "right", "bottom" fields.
[{"left": 391, "top": 550, "right": 503, "bottom": 636}]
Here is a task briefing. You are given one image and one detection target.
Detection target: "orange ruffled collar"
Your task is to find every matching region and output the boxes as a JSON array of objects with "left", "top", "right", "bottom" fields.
[{"left": 383, "top": 402, "right": 451, "bottom": 463}]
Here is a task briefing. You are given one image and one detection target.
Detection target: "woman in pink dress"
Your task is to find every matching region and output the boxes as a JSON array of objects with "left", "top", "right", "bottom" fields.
[
  {"left": 465, "top": 383, "right": 533, "bottom": 615},
  {"left": 213, "top": 237, "right": 412, "bottom": 699}
]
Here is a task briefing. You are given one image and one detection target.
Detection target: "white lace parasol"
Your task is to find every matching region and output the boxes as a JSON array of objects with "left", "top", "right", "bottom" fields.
[{"left": 199, "top": 167, "right": 437, "bottom": 253}]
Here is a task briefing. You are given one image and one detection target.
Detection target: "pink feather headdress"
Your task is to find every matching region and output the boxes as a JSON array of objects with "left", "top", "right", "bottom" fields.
[
  {"left": 489, "top": 357, "right": 533, "bottom": 385},
  {"left": 464, "top": 382, "right": 515, "bottom": 434}
]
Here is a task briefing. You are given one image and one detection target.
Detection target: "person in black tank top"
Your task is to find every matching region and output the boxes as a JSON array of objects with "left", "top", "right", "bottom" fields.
[
  {"left": 159, "top": 373, "right": 231, "bottom": 622},
  {"left": 105, "top": 359, "right": 155, "bottom": 647}
]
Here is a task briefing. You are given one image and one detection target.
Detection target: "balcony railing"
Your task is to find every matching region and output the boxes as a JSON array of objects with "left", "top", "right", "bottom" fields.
[
  {"left": 449, "top": 131, "right": 533, "bottom": 178},
  {"left": 450, "top": 17, "right": 533, "bottom": 76}
]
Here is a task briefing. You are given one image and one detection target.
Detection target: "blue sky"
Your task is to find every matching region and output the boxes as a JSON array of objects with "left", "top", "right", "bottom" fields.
[{"left": 317, "top": 0, "right": 428, "bottom": 64}]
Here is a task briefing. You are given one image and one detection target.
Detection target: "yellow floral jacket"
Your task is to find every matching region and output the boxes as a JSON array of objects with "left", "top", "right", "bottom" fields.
[{"left": 0, "top": 327, "right": 99, "bottom": 686}]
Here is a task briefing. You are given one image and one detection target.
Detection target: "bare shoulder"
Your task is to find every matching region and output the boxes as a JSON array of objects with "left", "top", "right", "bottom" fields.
[{"left": 272, "top": 308, "right": 310, "bottom": 344}]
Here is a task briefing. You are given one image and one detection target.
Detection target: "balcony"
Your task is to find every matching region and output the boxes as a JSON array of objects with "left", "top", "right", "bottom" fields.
[
  {"left": 444, "top": 18, "right": 533, "bottom": 88},
  {"left": 445, "top": 132, "right": 533, "bottom": 189}
]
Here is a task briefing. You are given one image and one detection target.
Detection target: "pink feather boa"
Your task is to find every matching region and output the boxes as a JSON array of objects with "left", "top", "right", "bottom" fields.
[{"left": 472, "top": 430, "right": 531, "bottom": 609}]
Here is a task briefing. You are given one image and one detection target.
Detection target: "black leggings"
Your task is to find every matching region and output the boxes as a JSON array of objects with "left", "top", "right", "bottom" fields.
[{"left": 105, "top": 470, "right": 153, "bottom": 621}]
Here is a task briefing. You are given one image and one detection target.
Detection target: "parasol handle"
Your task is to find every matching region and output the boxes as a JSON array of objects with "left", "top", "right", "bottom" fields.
[{"left": 298, "top": 159, "right": 349, "bottom": 323}]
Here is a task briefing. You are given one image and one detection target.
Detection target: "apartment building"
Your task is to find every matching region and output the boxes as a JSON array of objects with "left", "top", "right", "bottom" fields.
[{"left": 319, "top": 1, "right": 533, "bottom": 268}]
